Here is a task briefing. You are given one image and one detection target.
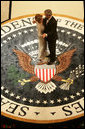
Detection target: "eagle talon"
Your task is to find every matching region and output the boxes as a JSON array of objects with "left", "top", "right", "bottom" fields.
[
  {"left": 21, "top": 82, "right": 25, "bottom": 86},
  {"left": 22, "top": 79, "right": 31, "bottom": 83},
  {"left": 61, "top": 78, "right": 73, "bottom": 85},
  {"left": 67, "top": 78, "right": 73, "bottom": 84},
  {"left": 18, "top": 80, "right": 25, "bottom": 86},
  {"left": 60, "top": 78, "right": 74, "bottom": 90},
  {"left": 18, "top": 79, "right": 31, "bottom": 86}
]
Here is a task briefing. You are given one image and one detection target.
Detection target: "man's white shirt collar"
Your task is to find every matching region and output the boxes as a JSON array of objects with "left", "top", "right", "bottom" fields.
[{"left": 46, "top": 16, "right": 52, "bottom": 24}]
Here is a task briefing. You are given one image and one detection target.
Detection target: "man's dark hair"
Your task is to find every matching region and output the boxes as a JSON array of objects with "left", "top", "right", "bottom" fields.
[{"left": 44, "top": 9, "right": 52, "bottom": 16}]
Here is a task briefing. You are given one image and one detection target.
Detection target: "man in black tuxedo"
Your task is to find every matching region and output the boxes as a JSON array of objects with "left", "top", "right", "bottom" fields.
[{"left": 42, "top": 9, "right": 58, "bottom": 65}]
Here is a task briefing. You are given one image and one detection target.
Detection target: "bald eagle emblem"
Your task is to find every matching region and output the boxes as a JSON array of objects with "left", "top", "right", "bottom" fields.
[{"left": 13, "top": 48, "right": 76, "bottom": 94}]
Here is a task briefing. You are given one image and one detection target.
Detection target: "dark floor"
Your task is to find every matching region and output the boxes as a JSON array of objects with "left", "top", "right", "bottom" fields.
[{"left": 1, "top": 116, "right": 84, "bottom": 128}]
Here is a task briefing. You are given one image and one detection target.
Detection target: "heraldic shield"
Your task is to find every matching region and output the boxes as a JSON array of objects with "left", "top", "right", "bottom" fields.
[
  {"left": 35, "top": 64, "right": 56, "bottom": 82},
  {"left": 34, "top": 64, "right": 57, "bottom": 94}
]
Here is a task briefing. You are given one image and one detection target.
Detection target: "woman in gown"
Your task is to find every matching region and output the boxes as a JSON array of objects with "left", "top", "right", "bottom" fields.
[{"left": 33, "top": 14, "right": 48, "bottom": 63}]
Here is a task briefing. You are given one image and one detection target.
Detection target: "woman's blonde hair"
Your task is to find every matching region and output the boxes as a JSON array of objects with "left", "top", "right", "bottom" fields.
[{"left": 35, "top": 14, "right": 43, "bottom": 23}]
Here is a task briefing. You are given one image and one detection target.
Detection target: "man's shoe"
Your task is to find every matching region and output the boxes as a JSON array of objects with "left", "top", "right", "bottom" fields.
[{"left": 47, "top": 61, "right": 54, "bottom": 65}]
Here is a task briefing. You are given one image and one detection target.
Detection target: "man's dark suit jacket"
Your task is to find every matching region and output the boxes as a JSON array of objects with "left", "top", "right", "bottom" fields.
[{"left": 43, "top": 16, "right": 58, "bottom": 41}]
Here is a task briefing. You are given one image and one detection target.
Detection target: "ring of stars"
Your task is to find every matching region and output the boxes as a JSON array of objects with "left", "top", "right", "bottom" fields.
[{"left": 1, "top": 85, "right": 84, "bottom": 105}]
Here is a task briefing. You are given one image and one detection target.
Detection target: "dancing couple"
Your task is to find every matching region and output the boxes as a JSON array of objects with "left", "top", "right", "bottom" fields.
[{"left": 33, "top": 9, "right": 58, "bottom": 65}]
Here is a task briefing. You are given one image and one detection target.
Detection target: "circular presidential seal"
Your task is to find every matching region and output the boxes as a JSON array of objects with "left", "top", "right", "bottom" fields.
[{"left": 1, "top": 14, "right": 84, "bottom": 124}]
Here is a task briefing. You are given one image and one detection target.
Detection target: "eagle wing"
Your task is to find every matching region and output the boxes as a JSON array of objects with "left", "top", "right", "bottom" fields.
[
  {"left": 56, "top": 48, "right": 76, "bottom": 74},
  {"left": 13, "top": 49, "right": 34, "bottom": 74}
]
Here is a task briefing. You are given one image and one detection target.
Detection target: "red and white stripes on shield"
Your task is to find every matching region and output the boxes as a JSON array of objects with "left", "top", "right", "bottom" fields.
[{"left": 35, "top": 68, "right": 56, "bottom": 82}]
